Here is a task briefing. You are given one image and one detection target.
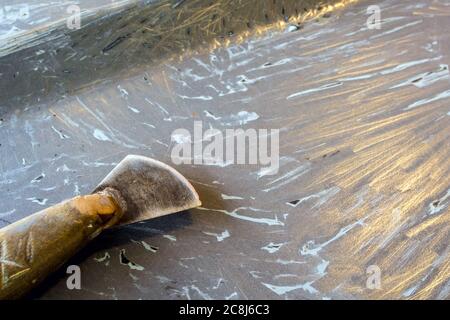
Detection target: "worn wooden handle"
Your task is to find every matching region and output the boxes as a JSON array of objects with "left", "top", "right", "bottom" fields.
[{"left": 0, "top": 193, "right": 122, "bottom": 299}]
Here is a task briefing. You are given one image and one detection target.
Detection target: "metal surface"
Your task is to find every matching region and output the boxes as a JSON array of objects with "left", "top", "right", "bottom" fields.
[
  {"left": 95, "top": 155, "right": 201, "bottom": 226},
  {"left": 0, "top": 0, "right": 449, "bottom": 299}
]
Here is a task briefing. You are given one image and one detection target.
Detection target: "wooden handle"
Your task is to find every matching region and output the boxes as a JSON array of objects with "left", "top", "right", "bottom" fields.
[{"left": 0, "top": 193, "right": 122, "bottom": 299}]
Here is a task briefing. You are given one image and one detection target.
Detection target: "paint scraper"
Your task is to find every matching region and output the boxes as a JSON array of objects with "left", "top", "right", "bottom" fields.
[{"left": 0, "top": 155, "right": 201, "bottom": 299}]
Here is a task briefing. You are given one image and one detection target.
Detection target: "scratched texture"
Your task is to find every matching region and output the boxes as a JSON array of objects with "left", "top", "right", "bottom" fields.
[
  {"left": 0, "top": 0, "right": 449, "bottom": 299},
  {"left": 0, "top": 0, "right": 142, "bottom": 56}
]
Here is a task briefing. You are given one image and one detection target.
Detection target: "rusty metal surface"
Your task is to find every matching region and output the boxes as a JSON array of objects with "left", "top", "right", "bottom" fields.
[{"left": 0, "top": 0, "right": 449, "bottom": 299}]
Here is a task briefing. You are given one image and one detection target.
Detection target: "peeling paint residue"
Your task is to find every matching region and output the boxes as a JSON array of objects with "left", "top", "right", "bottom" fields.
[{"left": 0, "top": 0, "right": 449, "bottom": 300}]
